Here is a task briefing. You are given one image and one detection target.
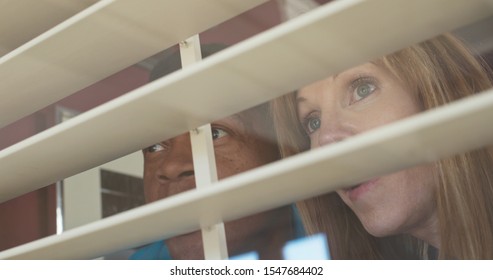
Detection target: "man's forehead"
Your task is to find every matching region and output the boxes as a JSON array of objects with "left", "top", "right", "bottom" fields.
[
  {"left": 218, "top": 106, "right": 267, "bottom": 127},
  {"left": 228, "top": 113, "right": 244, "bottom": 122},
  {"left": 214, "top": 113, "right": 247, "bottom": 130}
]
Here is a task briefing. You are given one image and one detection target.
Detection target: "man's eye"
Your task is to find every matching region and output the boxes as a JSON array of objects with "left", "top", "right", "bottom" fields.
[
  {"left": 145, "top": 143, "right": 165, "bottom": 153},
  {"left": 212, "top": 128, "right": 229, "bottom": 140}
]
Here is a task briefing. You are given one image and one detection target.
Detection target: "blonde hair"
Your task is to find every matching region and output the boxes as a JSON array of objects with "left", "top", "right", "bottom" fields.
[{"left": 272, "top": 34, "right": 493, "bottom": 259}]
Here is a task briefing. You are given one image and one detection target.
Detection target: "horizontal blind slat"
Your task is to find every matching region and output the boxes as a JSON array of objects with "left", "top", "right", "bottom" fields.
[
  {"left": 0, "top": 0, "right": 97, "bottom": 57},
  {"left": 0, "top": 0, "right": 268, "bottom": 128}
]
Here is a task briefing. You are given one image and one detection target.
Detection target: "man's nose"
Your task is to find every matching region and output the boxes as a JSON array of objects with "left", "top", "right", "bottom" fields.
[{"left": 157, "top": 133, "right": 195, "bottom": 181}]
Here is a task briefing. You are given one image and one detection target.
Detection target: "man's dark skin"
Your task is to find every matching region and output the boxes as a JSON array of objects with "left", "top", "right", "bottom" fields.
[{"left": 142, "top": 46, "right": 296, "bottom": 259}]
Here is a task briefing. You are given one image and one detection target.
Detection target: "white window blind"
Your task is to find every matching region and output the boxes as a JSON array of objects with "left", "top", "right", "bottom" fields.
[{"left": 0, "top": 0, "right": 492, "bottom": 259}]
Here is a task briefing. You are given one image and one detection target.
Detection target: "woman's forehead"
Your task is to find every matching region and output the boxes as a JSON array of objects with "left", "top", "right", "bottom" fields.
[{"left": 297, "top": 62, "right": 384, "bottom": 98}]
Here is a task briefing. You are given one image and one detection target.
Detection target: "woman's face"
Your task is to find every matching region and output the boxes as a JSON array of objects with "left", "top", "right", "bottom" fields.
[{"left": 297, "top": 62, "right": 438, "bottom": 245}]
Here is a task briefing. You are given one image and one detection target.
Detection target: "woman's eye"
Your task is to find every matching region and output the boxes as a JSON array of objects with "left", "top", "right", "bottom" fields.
[
  {"left": 351, "top": 77, "right": 377, "bottom": 102},
  {"left": 212, "top": 127, "right": 229, "bottom": 140},
  {"left": 308, "top": 117, "right": 321, "bottom": 133},
  {"left": 305, "top": 117, "right": 321, "bottom": 134}
]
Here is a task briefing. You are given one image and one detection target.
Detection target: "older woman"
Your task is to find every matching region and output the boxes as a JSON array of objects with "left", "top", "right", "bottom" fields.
[{"left": 272, "top": 33, "right": 493, "bottom": 259}]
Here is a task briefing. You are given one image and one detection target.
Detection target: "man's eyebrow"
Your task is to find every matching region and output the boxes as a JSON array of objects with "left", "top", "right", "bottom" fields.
[
  {"left": 230, "top": 113, "right": 243, "bottom": 122},
  {"left": 214, "top": 113, "right": 245, "bottom": 127},
  {"left": 231, "top": 111, "right": 255, "bottom": 130}
]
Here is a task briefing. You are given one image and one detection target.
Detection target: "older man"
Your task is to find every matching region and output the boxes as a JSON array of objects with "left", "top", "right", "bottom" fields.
[{"left": 131, "top": 44, "right": 303, "bottom": 259}]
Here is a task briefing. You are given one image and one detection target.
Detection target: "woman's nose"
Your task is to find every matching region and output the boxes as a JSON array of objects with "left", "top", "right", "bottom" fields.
[
  {"left": 157, "top": 133, "right": 195, "bottom": 181},
  {"left": 316, "top": 112, "right": 355, "bottom": 147}
]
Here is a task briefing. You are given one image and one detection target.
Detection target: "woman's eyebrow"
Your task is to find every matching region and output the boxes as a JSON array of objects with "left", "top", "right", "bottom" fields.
[{"left": 296, "top": 96, "right": 307, "bottom": 104}]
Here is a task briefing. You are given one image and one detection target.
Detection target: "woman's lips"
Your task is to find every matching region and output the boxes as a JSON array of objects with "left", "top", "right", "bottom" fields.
[{"left": 344, "top": 178, "right": 379, "bottom": 201}]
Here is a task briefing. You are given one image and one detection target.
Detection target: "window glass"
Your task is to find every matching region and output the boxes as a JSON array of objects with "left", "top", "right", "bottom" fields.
[{"left": 1, "top": 1, "right": 492, "bottom": 260}]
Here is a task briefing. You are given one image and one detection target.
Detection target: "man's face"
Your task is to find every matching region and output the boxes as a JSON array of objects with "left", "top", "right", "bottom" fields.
[{"left": 142, "top": 106, "right": 281, "bottom": 259}]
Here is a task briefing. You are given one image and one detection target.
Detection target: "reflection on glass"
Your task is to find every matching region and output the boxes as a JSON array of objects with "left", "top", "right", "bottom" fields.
[
  {"left": 230, "top": 251, "right": 259, "bottom": 260},
  {"left": 100, "top": 170, "right": 145, "bottom": 218},
  {"left": 283, "top": 233, "right": 330, "bottom": 260}
]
